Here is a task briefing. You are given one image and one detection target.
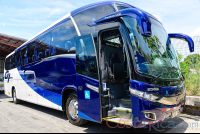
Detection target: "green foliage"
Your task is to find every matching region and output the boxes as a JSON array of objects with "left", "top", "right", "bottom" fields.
[
  {"left": 184, "top": 54, "right": 200, "bottom": 69},
  {"left": 191, "top": 89, "right": 199, "bottom": 95},
  {"left": 180, "top": 61, "right": 189, "bottom": 76},
  {"left": 180, "top": 53, "right": 200, "bottom": 96},
  {"left": 177, "top": 51, "right": 183, "bottom": 62}
]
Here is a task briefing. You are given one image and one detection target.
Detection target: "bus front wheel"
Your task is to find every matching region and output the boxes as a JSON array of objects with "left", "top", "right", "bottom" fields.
[
  {"left": 13, "top": 89, "right": 21, "bottom": 104},
  {"left": 66, "top": 93, "right": 88, "bottom": 126}
]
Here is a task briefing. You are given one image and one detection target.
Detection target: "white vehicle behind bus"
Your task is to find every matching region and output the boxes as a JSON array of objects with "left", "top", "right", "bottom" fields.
[{"left": 0, "top": 75, "right": 4, "bottom": 93}]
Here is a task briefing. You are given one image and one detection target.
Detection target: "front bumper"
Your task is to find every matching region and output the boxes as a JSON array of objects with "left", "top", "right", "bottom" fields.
[
  {"left": 140, "top": 103, "right": 185, "bottom": 126},
  {"left": 131, "top": 95, "right": 185, "bottom": 128}
]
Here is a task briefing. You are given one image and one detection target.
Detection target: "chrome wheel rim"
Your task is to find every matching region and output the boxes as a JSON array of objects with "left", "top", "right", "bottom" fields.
[{"left": 68, "top": 100, "right": 78, "bottom": 120}]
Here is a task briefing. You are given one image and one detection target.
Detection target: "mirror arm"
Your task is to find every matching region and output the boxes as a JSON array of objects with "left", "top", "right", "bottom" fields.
[{"left": 169, "top": 33, "right": 194, "bottom": 52}]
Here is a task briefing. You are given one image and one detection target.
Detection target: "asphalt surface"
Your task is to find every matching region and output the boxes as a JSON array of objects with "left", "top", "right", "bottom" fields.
[{"left": 0, "top": 93, "right": 200, "bottom": 133}]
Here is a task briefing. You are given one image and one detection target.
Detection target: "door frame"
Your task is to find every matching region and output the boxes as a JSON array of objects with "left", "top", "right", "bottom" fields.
[
  {"left": 97, "top": 25, "right": 133, "bottom": 118},
  {"left": 91, "top": 34, "right": 103, "bottom": 122},
  {"left": 76, "top": 34, "right": 102, "bottom": 123}
]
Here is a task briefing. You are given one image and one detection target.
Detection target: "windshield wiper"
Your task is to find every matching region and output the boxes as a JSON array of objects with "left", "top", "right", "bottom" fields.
[
  {"left": 151, "top": 71, "right": 180, "bottom": 83},
  {"left": 164, "top": 66, "right": 185, "bottom": 81}
]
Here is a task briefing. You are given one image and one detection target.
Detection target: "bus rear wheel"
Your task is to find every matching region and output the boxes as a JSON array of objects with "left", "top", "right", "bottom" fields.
[
  {"left": 13, "top": 89, "right": 21, "bottom": 104},
  {"left": 66, "top": 93, "right": 88, "bottom": 126}
]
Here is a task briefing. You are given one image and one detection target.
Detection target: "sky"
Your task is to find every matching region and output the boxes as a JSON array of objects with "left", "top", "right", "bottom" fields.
[{"left": 0, "top": 0, "right": 200, "bottom": 40}]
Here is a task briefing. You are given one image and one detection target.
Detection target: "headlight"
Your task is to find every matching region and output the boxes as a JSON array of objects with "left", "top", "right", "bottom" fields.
[
  {"left": 130, "top": 88, "right": 144, "bottom": 98},
  {"left": 130, "top": 88, "right": 161, "bottom": 102},
  {"left": 143, "top": 92, "right": 151, "bottom": 100}
]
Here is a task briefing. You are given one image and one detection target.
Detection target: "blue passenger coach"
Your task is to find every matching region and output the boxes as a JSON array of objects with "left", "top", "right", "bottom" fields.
[{"left": 4, "top": 1, "right": 194, "bottom": 128}]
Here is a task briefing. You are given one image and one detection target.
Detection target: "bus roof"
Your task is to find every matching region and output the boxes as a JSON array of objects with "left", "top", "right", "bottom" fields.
[{"left": 70, "top": 1, "right": 134, "bottom": 16}]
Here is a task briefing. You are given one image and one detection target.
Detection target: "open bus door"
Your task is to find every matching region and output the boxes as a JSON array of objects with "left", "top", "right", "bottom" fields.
[{"left": 76, "top": 34, "right": 102, "bottom": 123}]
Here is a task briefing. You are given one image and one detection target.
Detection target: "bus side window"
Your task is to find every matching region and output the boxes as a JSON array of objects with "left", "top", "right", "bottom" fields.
[
  {"left": 73, "top": 4, "right": 116, "bottom": 36},
  {"left": 20, "top": 48, "right": 27, "bottom": 66},
  {"left": 10, "top": 55, "right": 16, "bottom": 69},
  {"left": 26, "top": 43, "right": 35, "bottom": 64},
  {"left": 35, "top": 33, "right": 51, "bottom": 61},
  {"left": 10, "top": 57, "right": 12, "bottom": 69},
  {"left": 15, "top": 52, "right": 21, "bottom": 67},
  {"left": 36, "top": 43, "right": 44, "bottom": 61},
  {"left": 5, "top": 56, "right": 11, "bottom": 70},
  {"left": 76, "top": 34, "right": 99, "bottom": 80},
  {"left": 51, "top": 19, "right": 77, "bottom": 56},
  {"left": 35, "top": 42, "right": 49, "bottom": 61}
]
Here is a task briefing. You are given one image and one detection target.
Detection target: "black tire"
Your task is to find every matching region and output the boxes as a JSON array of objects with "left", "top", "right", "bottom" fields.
[
  {"left": 66, "top": 93, "right": 88, "bottom": 126},
  {"left": 13, "top": 89, "right": 21, "bottom": 104}
]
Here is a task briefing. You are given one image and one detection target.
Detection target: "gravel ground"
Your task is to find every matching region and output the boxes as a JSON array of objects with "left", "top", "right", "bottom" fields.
[{"left": 0, "top": 93, "right": 199, "bottom": 133}]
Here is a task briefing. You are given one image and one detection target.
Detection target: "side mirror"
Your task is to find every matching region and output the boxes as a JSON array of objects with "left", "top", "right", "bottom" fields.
[
  {"left": 88, "top": 8, "right": 152, "bottom": 37},
  {"left": 169, "top": 33, "right": 194, "bottom": 52},
  {"left": 101, "top": 69, "right": 109, "bottom": 83}
]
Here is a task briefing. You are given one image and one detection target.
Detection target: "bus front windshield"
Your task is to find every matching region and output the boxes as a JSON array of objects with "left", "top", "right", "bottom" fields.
[{"left": 123, "top": 16, "right": 182, "bottom": 79}]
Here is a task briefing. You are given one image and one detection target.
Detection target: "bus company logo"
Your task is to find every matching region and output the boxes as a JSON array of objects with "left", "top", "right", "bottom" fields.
[
  {"left": 5, "top": 71, "right": 11, "bottom": 83},
  {"left": 147, "top": 88, "right": 159, "bottom": 92}
]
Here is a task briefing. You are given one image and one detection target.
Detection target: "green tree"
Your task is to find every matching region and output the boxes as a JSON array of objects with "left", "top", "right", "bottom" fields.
[
  {"left": 180, "top": 54, "right": 200, "bottom": 96},
  {"left": 177, "top": 51, "right": 183, "bottom": 62},
  {"left": 184, "top": 54, "right": 200, "bottom": 69}
]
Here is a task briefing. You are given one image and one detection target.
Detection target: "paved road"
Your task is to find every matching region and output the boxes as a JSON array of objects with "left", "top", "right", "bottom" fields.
[{"left": 0, "top": 93, "right": 199, "bottom": 133}]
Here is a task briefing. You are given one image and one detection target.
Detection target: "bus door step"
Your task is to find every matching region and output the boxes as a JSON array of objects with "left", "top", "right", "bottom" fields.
[
  {"left": 113, "top": 107, "right": 132, "bottom": 119},
  {"left": 116, "top": 98, "right": 132, "bottom": 108},
  {"left": 107, "top": 107, "right": 132, "bottom": 119},
  {"left": 102, "top": 116, "right": 133, "bottom": 126}
]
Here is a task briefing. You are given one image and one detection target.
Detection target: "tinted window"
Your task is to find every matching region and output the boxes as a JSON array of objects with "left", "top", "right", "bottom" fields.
[
  {"left": 15, "top": 51, "right": 21, "bottom": 67},
  {"left": 20, "top": 48, "right": 26, "bottom": 66},
  {"left": 102, "top": 29, "right": 123, "bottom": 48},
  {"left": 5, "top": 56, "right": 11, "bottom": 70},
  {"left": 11, "top": 55, "right": 15, "bottom": 69},
  {"left": 35, "top": 33, "right": 50, "bottom": 61},
  {"left": 73, "top": 5, "right": 117, "bottom": 37},
  {"left": 26, "top": 43, "right": 35, "bottom": 64},
  {"left": 76, "top": 34, "right": 99, "bottom": 79},
  {"left": 51, "top": 19, "right": 77, "bottom": 56}
]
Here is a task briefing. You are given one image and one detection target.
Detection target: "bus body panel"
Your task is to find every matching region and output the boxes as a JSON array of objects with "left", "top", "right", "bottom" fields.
[
  {"left": 4, "top": 67, "right": 63, "bottom": 110},
  {"left": 4, "top": 68, "right": 19, "bottom": 97},
  {"left": 17, "top": 54, "right": 76, "bottom": 110},
  {"left": 4, "top": 54, "right": 76, "bottom": 111},
  {"left": 17, "top": 70, "right": 27, "bottom": 101},
  {"left": 76, "top": 74, "right": 101, "bottom": 123},
  {"left": 4, "top": 14, "right": 81, "bottom": 112}
]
